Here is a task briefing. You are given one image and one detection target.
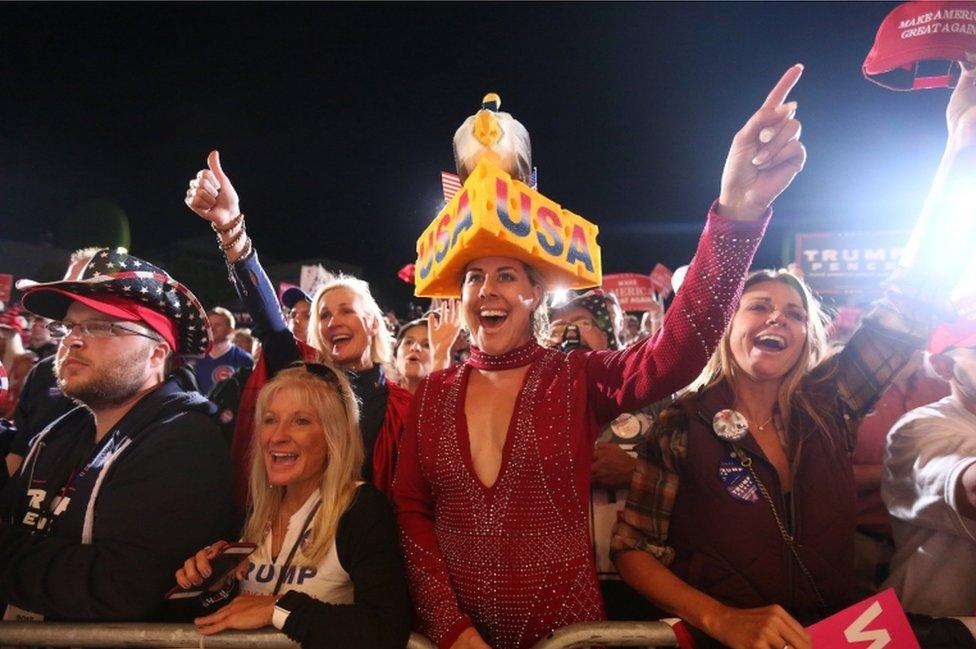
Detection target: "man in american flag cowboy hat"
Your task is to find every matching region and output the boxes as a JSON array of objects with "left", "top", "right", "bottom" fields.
[{"left": 0, "top": 249, "right": 234, "bottom": 622}]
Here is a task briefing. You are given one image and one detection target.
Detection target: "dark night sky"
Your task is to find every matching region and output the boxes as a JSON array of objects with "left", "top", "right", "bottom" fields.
[{"left": 0, "top": 2, "right": 956, "bottom": 312}]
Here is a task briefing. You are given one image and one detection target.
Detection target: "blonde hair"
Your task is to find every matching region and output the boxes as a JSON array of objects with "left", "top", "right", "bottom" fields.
[
  {"left": 690, "top": 269, "right": 830, "bottom": 439},
  {"left": 243, "top": 365, "right": 364, "bottom": 566},
  {"left": 308, "top": 275, "right": 394, "bottom": 373}
]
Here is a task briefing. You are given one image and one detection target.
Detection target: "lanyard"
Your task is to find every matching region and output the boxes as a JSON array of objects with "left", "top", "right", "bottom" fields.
[{"left": 271, "top": 498, "right": 322, "bottom": 596}]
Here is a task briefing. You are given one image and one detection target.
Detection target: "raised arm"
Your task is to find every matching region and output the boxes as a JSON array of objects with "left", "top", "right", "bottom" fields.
[
  {"left": 585, "top": 65, "right": 806, "bottom": 423},
  {"left": 428, "top": 300, "right": 462, "bottom": 372},
  {"left": 829, "top": 67, "right": 976, "bottom": 433},
  {"left": 184, "top": 151, "right": 299, "bottom": 375},
  {"left": 893, "top": 63, "right": 976, "bottom": 307}
]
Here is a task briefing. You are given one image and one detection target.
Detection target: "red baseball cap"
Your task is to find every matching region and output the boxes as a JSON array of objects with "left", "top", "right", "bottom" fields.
[
  {"left": 929, "top": 293, "right": 976, "bottom": 354},
  {"left": 864, "top": 1, "right": 976, "bottom": 91}
]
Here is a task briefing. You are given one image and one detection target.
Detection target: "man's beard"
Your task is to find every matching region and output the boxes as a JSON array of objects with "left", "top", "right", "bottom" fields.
[{"left": 56, "top": 345, "right": 152, "bottom": 410}]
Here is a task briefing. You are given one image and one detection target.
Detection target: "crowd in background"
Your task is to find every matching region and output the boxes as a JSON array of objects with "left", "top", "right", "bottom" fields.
[{"left": 0, "top": 62, "right": 975, "bottom": 649}]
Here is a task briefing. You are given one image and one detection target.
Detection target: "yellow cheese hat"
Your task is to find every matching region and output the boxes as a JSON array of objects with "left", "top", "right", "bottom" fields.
[{"left": 416, "top": 94, "right": 601, "bottom": 298}]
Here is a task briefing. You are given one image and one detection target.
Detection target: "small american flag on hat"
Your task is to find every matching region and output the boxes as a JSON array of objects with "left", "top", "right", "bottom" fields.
[{"left": 441, "top": 171, "right": 462, "bottom": 203}]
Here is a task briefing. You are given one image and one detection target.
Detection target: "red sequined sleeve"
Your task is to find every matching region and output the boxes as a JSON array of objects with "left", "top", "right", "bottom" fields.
[
  {"left": 584, "top": 204, "right": 769, "bottom": 425},
  {"left": 393, "top": 382, "right": 474, "bottom": 648}
]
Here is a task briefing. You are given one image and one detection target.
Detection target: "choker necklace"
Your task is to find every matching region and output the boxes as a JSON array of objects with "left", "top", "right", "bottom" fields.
[{"left": 468, "top": 341, "right": 544, "bottom": 371}]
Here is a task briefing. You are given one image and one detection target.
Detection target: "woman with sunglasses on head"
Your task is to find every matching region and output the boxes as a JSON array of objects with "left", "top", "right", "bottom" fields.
[
  {"left": 184, "top": 156, "right": 413, "bottom": 505},
  {"left": 611, "top": 65, "right": 976, "bottom": 649},
  {"left": 176, "top": 365, "right": 411, "bottom": 648},
  {"left": 391, "top": 69, "right": 805, "bottom": 649}
]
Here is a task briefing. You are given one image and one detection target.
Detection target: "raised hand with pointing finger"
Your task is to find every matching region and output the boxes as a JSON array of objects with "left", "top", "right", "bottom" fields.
[{"left": 718, "top": 64, "right": 806, "bottom": 222}]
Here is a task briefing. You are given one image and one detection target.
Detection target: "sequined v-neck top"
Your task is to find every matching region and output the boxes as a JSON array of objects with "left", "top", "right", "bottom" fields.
[{"left": 394, "top": 207, "right": 768, "bottom": 649}]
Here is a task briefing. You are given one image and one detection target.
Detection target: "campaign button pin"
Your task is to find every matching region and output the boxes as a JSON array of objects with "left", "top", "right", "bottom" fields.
[{"left": 713, "top": 409, "right": 749, "bottom": 442}]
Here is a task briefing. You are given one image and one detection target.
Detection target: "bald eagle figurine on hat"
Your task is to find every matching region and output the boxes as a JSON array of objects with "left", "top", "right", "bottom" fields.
[{"left": 453, "top": 93, "right": 532, "bottom": 184}]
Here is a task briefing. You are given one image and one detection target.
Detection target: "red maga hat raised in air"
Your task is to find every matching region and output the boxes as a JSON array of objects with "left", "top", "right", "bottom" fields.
[{"left": 864, "top": 1, "right": 976, "bottom": 91}]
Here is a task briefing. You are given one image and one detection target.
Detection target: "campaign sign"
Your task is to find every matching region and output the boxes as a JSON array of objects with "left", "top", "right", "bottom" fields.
[
  {"left": 795, "top": 230, "right": 909, "bottom": 295},
  {"left": 300, "top": 265, "right": 333, "bottom": 294},
  {"left": 603, "top": 273, "right": 656, "bottom": 311},
  {"left": 414, "top": 159, "right": 601, "bottom": 298},
  {"left": 806, "top": 588, "right": 919, "bottom": 648},
  {"left": 0, "top": 274, "right": 12, "bottom": 302},
  {"left": 649, "top": 263, "right": 673, "bottom": 297}
]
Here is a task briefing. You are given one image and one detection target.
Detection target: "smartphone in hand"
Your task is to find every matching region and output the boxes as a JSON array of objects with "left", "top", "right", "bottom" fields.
[{"left": 166, "top": 543, "right": 257, "bottom": 600}]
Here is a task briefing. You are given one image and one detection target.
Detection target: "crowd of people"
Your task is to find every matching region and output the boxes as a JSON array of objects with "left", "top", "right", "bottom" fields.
[{"left": 0, "top": 63, "right": 974, "bottom": 649}]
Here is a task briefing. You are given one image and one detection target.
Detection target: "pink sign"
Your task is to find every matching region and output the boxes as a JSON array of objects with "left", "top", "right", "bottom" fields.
[
  {"left": 806, "top": 589, "right": 919, "bottom": 649},
  {"left": 278, "top": 282, "right": 301, "bottom": 303},
  {"left": 603, "top": 273, "right": 655, "bottom": 311}
]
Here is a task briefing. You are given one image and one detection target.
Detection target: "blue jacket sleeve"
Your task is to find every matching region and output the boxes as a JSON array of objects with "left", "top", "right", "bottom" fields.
[{"left": 228, "top": 251, "right": 301, "bottom": 376}]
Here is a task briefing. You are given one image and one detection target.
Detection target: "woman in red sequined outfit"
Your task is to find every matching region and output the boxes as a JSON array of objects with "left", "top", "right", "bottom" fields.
[{"left": 393, "top": 65, "right": 807, "bottom": 649}]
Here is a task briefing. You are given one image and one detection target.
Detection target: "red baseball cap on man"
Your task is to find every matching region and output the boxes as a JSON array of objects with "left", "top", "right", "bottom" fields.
[{"left": 864, "top": 1, "right": 976, "bottom": 90}]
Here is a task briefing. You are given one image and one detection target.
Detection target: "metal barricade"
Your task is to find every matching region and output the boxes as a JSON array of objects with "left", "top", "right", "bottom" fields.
[
  {"left": 0, "top": 622, "right": 437, "bottom": 649},
  {"left": 531, "top": 621, "right": 679, "bottom": 648}
]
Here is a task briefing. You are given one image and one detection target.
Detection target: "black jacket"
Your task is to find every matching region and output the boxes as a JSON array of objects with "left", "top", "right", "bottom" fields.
[
  {"left": 0, "top": 377, "right": 234, "bottom": 621},
  {"left": 277, "top": 484, "right": 413, "bottom": 649}
]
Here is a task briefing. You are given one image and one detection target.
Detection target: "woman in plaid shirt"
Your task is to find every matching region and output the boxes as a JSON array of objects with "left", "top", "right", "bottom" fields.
[{"left": 611, "top": 64, "right": 976, "bottom": 649}]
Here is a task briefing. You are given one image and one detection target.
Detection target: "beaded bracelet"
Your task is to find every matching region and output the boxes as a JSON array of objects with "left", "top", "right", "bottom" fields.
[
  {"left": 219, "top": 222, "right": 248, "bottom": 251},
  {"left": 211, "top": 213, "right": 244, "bottom": 235},
  {"left": 231, "top": 236, "right": 254, "bottom": 263}
]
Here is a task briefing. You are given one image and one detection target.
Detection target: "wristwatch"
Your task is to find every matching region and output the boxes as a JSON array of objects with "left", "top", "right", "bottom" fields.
[{"left": 272, "top": 595, "right": 294, "bottom": 630}]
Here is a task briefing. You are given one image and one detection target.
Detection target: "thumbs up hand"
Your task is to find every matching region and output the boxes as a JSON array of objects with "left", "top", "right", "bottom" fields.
[{"left": 185, "top": 150, "right": 241, "bottom": 228}]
